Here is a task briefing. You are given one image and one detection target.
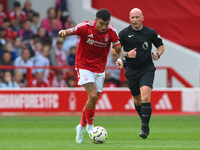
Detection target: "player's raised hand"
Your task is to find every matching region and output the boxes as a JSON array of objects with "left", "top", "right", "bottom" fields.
[
  {"left": 127, "top": 48, "right": 137, "bottom": 58},
  {"left": 58, "top": 30, "right": 67, "bottom": 38},
  {"left": 116, "top": 59, "right": 123, "bottom": 70}
]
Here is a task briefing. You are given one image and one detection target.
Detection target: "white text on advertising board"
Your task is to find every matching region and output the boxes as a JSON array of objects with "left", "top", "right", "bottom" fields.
[{"left": 0, "top": 94, "right": 59, "bottom": 109}]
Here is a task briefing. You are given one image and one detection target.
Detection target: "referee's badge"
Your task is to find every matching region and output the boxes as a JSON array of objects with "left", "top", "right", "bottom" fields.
[
  {"left": 105, "top": 34, "right": 108, "bottom": 42},
  {"left": 142, "top": 42, "right": 148, "bottom": 50}
]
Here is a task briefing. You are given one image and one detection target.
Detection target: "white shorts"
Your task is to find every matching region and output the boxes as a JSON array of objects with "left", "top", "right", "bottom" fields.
[{"left": 76, "top": 68, "right": 105, "bottom": 92}]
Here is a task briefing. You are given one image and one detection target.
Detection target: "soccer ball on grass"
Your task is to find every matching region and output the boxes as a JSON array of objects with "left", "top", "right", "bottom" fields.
[{"left": 89, "top": 126, "right": 107, "bottom": 144}]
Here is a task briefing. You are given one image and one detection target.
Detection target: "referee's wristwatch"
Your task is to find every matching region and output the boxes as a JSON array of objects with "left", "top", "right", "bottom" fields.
[{"left": 124, "top": 52, "right": 128, "bottom": 57}]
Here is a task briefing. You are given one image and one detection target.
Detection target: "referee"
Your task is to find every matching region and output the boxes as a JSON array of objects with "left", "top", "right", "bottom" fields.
[{"left": 118, "top": 8, "right": 164, "bottom": 139}]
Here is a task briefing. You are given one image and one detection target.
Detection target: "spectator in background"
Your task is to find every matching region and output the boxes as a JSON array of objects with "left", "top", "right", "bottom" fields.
[
  {"left": 13, "top": 37, "right": 23, "bottom": 56},
  {"left": 103, "top": 70, "right": 117, "bottom": 88},
  {"left": 37, "top": 26, "right": 48, "bottom": 44},
  {"left": 52, "top": 70, "right": 67, "bottom": 87},
  {"left": 47, "top": 18, "right": 59, "bottom": 38},
  {"left": 1, "top": 18, "right": 17, "bottom": 41},
  {"left": 105, "top": 54, "right": 121, "bottom": 86},
  {"left": 0, "top": 2, "right": 7, "bottom": 27},
  {"left": 13, "top": 69, "right": 25, "bottom": 87},
  {"left": 18, "top": 19, "right": 34, "bottom": 44},
  {"left": 62, "top": 21, "right": 79, "bottom": 53},
  {"left": 22, "top": 1, "right": 34, "bottom": 20},
  {"left": 55, "top": 0, "right": 70, "bottom": 28},
  {"left": 7, "top": 1, "right": 26, "bottom": 30},
  {"left": 0, "top": 71, "right": 19, "bottom": 88},
  {"left": 32, "top": 40, "right": 43, "bottom": 56},
  {"left": 68, "top": 46, "right": 76, "bottom": 66},
  {"left": 54, "top": 37, "right": 67, "bottom": 67},
  {"left": 0, "top": 51, "right": 13, "bottom": 78},
  {"left": 44, "top": 37, "right": 56, "bottom": 66},
  {"left": 14, "top": 48, "right": 34, "bottom": 80},
  {"left": 0, "top": 27, "right": 6, "bottom": 50},
  {"left": 32, "top": 45, "right": 50, "bottom": 79},
  {"left": 26, "top": 10, "right": 34, "bottom": 21},
  {"left": 41, "top": 7, "right": 62, "bottom": 30},
  {"left": 66, "top": 75, "right": 76, "bottom": 87},
  {"left": 1, "top": 42, "right": 18, "bottom": 61},
  {"left": 28, "top": 70, "right": 50, "bottom": 87},
  {"left": 31, "top": 12, "right": 40, "bottom": 34}
]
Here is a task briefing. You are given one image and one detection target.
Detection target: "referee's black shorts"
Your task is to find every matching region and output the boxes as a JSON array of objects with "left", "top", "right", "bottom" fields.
[{"left": 125, "top": 65, "right": 156, "bottom": 96}]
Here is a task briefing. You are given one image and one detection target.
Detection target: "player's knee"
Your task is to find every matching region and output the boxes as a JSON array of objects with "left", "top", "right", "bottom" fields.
[
  {"left": 89, "top": 92, "right": 98, "bottom": 101},
  {"left": 133, "top": 95, "right": 142, "bottom": 105},
  {"left": 135, "top": 101, "right": 142, "bottom": 106},
  {"left": 142, "top": 95, "right": 150, "bottom": 103}
]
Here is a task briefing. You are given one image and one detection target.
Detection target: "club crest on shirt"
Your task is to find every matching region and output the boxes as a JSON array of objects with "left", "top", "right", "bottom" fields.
[
  {"left": 105, "top": 34, "right": 108, "bottom": 42},
  {"left": 142, "top": 42, "right": 148, "bottom": 50}
]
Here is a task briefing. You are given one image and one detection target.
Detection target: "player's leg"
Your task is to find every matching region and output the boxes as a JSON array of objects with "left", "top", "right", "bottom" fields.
[
  {"left": 125, "top": 68, "right": 141, "bottom": 118},
  {"left": 75, "top": 69, "right": 97, "bottom": 143},
  {"left": 139, "top": 85, "right": 152, "bottom": 139},
  {"left": 133, "top": 95, "right": 142, "bottom": 119},
  {"left": 85, "top": 72, "right": 105, "bottom": 134},
  {"left": 83, "top": 82, "right": 99, "bottom": 134},
  {"left": 139, "top": 70, "right": 155, "bottom": 139}
]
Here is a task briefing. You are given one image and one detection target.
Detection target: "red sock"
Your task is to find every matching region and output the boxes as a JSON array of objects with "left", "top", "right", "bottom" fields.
[
  {"left": 85, "top": 108, "right": 95, "bottom": 125},
  {"left": 80, "top": 110, "right": 86, "bottom": 127}
]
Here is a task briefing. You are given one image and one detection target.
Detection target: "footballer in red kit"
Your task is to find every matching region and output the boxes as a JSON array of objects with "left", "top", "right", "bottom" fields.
[
  {"left": 70, "top": 21, "right": 120, "bottom": 73},
  {"left": 59, "top": 9, "right": 124, "bottom": 143}
]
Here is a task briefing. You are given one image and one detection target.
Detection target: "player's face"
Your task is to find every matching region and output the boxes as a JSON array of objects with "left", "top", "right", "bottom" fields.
[
  {"left": 129, "top": 11, "right": 143, "bottom": 30},
  {"left": 95, "top": 18, "right": 110, "bottom": 33}
]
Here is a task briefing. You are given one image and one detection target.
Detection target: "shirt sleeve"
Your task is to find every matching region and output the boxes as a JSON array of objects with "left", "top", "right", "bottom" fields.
[
  {"left": 118, "top": 30, "right": 124, "bottom": 47},
  {"left": 69, "top": 22, "right": 87, "bottom": 36},
  {"left": 110, "top": 26, "right": 121, "bottom": 46},
  {"left": 151, "top": 29, "right": 164, "bottom": 48}
]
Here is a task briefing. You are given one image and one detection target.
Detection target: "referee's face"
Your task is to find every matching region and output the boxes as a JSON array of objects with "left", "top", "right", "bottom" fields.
[
  {"left": 95, "top": 18, "right": 110, "bottom": 33},
  {"left": 129, "top": 10, "right": 143, "bottom": 30}
]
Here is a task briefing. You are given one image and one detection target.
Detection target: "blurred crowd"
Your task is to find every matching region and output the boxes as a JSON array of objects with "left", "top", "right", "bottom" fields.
[{"left": 0, "top": 0, "right": 127, "bottom": 88}]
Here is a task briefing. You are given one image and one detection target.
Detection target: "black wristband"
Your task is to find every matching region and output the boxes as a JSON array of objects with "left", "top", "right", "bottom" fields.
[{"left": 156, "top": 53, "right": 160, "bottom": 59}]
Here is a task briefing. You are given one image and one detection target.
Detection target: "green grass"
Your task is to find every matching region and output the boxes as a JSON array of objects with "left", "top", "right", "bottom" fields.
[{"left": 0, "top": 115, "right": 200, "bottom": 150}]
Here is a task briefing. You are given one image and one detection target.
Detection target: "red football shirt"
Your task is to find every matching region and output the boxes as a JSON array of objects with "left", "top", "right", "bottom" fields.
[
  {"left": 70, "top": 21, "right": 120, "bottom": 73},
  {"left": 0, "top": 12, "right": 6, "bottom": 27},
  {"left": 7, "top": 10, "right": 26, "bottom": 23},
  {"left": 31, "top": 79, "right": 50, "bottom": 87}
]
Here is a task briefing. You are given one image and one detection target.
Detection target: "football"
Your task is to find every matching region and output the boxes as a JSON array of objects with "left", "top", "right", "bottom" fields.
[{"left": 89, "top": 126, "right": 107, "bottom": 144}]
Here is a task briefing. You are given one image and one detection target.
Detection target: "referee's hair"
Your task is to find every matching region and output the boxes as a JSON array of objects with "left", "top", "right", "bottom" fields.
[{"left": 96, "top": 8, "right": 111, "bottom": 21}]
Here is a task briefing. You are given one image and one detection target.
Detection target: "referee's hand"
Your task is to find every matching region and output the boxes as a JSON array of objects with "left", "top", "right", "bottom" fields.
[
  {"left": 116, "top": 59, "right": 123, "bottom": 70},
  {"left": 127, "top": 48, "right": 137, "bottom": 58},
  {"left": 152, "top": 53, "right": 160, "bottom": 61}
]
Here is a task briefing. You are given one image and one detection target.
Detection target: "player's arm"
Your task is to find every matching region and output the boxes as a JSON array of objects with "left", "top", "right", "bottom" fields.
[
  {"left": 58, "top": 29, "right": 72, "bottom": 38},
  {"left": 111, "top": 47, "right": 136, "bottom": 58},
  {"left": 113, "top": 45, "right": 123, "bottom": 60},
  {"left": 112, "top": 45, "right": 124, "bottom": 70},
  {"left": 152, "top": 45, "right": 164, "bottom": 61}
]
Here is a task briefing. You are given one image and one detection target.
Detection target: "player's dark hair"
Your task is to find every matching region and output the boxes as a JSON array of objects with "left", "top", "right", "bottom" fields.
[{"left": 96, "top": 8, "right": 111, "bottom": 21}]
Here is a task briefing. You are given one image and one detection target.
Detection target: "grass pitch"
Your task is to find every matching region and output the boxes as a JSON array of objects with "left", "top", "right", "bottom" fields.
[{"left": 0, "top": 115, "right": 200, "bottom": 150}]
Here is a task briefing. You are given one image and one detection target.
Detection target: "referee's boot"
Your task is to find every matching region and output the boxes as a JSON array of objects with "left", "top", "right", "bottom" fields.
[{"left": 139, "top": 124, "right": 150, "bottom": 139}]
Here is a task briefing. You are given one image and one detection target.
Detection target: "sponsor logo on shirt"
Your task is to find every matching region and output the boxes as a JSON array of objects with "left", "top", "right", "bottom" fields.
[{"left": 86, "top": 38, "right": 108, "bottom": 47}]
